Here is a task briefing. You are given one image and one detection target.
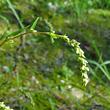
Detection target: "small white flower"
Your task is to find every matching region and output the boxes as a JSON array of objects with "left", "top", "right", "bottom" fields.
[
  {"left": 80, "top": 49, "right": 84, "bottom": 54},
  {"left": 86, "top": 78, "right": 90, "bottom": 83},
  {"left": 63, "top": 35, "right": 70, "bottom": 42},
  {"left": 83, "top": 73, "right": 88, "bottom": 78},
  {"left": 84, "top": 60, "right": 88, "bottom": 66},
  {"left": 52, "top": 31, "right": 55, "bottom": 33},
  {"left": 85, "top": 60, "right": 88, "bottom": 63},
  {"left": 86, "top": 67, "right": 89, "bottom": 71},
  {"left": 1, "top": 104, "right": 5, "bottom": 107},
  {"left": 68, "top": 85, "right": 72, "bottom": 89},
  {"left": 76, "top": 48, "right": 79, "bottom": 54},
  {"left": 71, "top": 43, "right": 74, "bottom": 47},
  {"left": 64, "top": 35, "right": 68, "bottom": 38},
  {"left": 66, "top": 38, "right": 70, "bottom": 42},
  {"left": 60, "top": 79, "right": 65, "bottom": 83},
  {"left": 82, "top": 59, "right": 85, "bottom": 64},
  {"left": 81, "top": 54, "right": 85, "bottom": 58},
  {"left": 51, "top": 33, "right": 54, "bottom": 35},
  {"left": 81, "top": 65, "right": 85, "bottom": 70},
  {"left": 6, "top": 106, "right": 9, "bottom": 109},
  {"left": 30, "top": 29, "right": 37, "bottom": 33},
  {"left": 84, "top": 63, "right": 86, "bottom": 66}
]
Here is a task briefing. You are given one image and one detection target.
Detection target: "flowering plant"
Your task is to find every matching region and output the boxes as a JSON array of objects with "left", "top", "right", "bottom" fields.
[
  {"left": 0, "top": 102, "right": 13, "bottom": 110},
  {"left": 0, "top": 18, "right": 89, "bottom": 86}
]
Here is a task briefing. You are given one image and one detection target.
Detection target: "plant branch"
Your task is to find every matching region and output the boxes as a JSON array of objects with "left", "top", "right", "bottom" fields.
[{"left": 0, "top": 31, "right": 49, "bottom": 47}]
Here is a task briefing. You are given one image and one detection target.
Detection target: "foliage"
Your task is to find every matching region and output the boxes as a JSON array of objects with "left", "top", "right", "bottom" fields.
[
  {"left": 0, "top": 0, "right": 110, "bottom": 110},
  {"left": 0, "top": 102, "right": 13, "bottom": 110},
  {"left": 0, "top": 19, "right": 89, "bottom": 86}
]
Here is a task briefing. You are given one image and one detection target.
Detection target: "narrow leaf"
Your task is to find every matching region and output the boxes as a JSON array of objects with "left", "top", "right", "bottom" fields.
[
  {"left": 30, "top": 17, "right": 39, "bottom": 30},
  {"left": 88, "top": 60, "right": 110, "bottom": 80},
  {"left": 95, "top": 60, "right": 110, "bottom": 72},
  {"left": 6, "top": 0, "right": 24, "bottom": 28},
  {"left": 6, "top": 25, "right": 29, "bottom": 38},
  {"left": 88, "top": 65, "right": 106, "bottom": 85},
  {"left": 0, "top": 33, "right": 8, "bottom": 40}
]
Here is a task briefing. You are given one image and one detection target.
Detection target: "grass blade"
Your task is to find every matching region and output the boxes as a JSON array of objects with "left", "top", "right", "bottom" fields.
[
  {"left": 95, "top": 60, "right": 110, "bottom": 72},
  {"left": 88, "top": 60, "right": 110, "bottom": 80},
  {"left": 88, "top": 65, "right": 106, "bottom": 85},
  {"left": 6, "top": 0, "right": 24, "bottom": 28}
]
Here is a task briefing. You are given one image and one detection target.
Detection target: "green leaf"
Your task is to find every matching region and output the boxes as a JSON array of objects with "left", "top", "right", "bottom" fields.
[
  {"left": 0, "top": 33, "right": 8, "bottom": 40},
  {"left": 88, "top": 65, "right": 106, "bottom": 85},
  {"left": 88, "top": 60, "right": 110, "bottom": 81},
  {"left": 95, "top": 60, "right": 110, "bottom": 72},
  {"left": 6, "top": 25, "right": 30, "bottom": 38},
  {"left": 6, "top": 0, "right": 24, "bottom": 28},
  {"left": 30, "top": 17, "right": 39, "bottom": 30}
]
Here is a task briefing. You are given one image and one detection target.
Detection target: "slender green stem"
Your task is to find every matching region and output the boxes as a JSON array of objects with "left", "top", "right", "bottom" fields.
[
  {"left": 0, "top": 39, "right": 7, "bottom": 47},
  {"left": 0, "top": 31, "right": 49, "bottom": 47}
]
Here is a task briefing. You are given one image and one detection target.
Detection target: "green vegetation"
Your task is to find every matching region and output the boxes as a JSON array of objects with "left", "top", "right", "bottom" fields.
[{"left": 0, "top": 0, "right": 110, "bottom": 110}]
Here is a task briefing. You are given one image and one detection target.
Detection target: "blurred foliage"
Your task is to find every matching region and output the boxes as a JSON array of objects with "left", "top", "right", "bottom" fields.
[{"left": 0, "top": 0, "right": 110, "bottom": 110}]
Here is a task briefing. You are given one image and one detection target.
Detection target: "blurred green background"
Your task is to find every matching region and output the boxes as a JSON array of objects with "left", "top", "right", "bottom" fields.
[{"left": 0, "top": 0, "right": 110, "bottom": 110}]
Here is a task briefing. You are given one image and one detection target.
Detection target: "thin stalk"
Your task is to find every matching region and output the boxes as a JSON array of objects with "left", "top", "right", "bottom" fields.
[{"left": 0, "top": 31, "right": 49, "bottom": 47}]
